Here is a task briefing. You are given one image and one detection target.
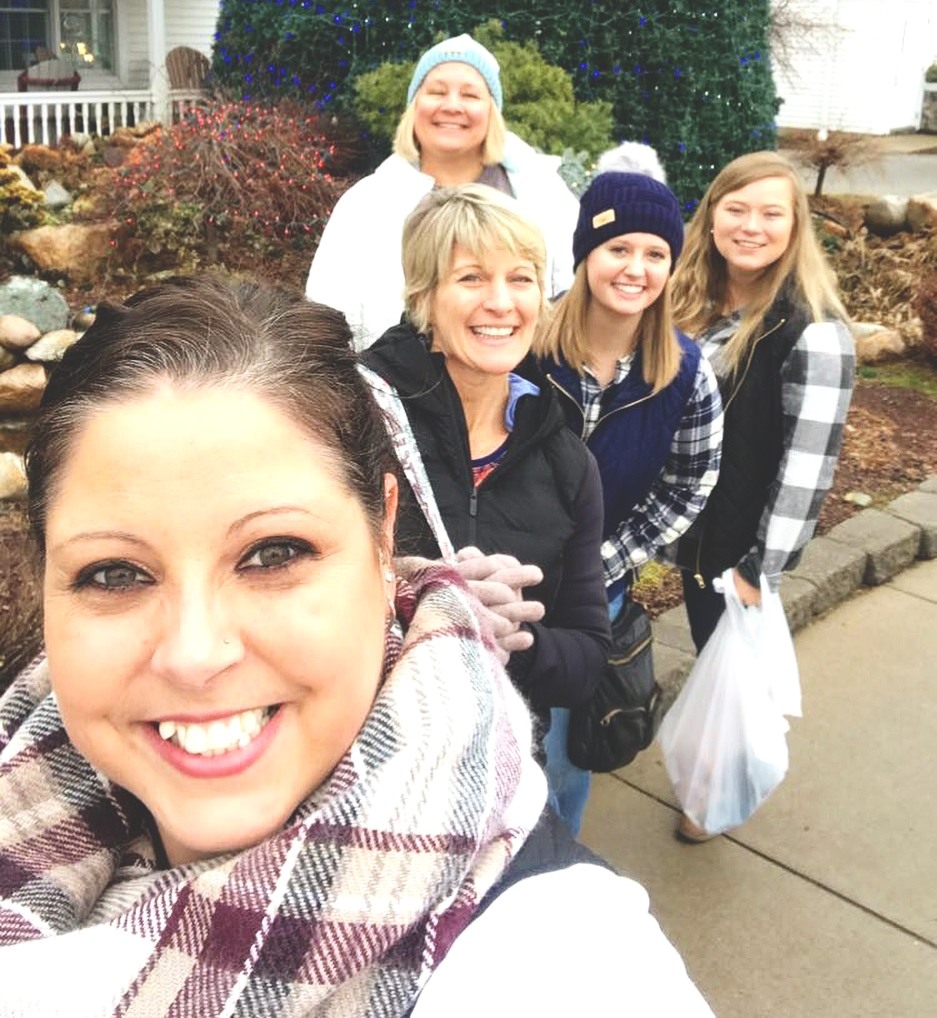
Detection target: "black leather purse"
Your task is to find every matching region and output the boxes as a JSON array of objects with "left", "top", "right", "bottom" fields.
[{"left": 566, "top": 598, "right": 663, "bottom": 773}]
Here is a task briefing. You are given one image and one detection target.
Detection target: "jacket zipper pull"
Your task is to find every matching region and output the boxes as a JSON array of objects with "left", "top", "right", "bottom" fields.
[
  {"left": 694, "top": 572, "right": 706, "bottom": 590},
  {"left": 468, "top": 486, "right": 478, "bottom": 545}
]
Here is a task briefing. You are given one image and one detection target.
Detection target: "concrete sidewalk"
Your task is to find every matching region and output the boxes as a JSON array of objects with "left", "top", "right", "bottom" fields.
[{"left": 581, "top": 559, "right": 937, "bottom": 1016}]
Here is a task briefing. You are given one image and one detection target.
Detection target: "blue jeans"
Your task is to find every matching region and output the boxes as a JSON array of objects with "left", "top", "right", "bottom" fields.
[{"left": 545, "top": 591, "right": 624, "bottom": 835}]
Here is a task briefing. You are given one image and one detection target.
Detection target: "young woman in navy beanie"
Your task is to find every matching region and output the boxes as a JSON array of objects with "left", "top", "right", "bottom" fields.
[{"left": 537, "top": 156, "right": 724, "bottom": 835}]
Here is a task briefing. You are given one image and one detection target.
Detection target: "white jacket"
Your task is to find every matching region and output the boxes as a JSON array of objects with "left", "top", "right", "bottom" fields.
[
  {"left": 305, "top": 132, "right": 580, "bottom": 350},
  {"left": 411, "top": 864, "right": 715, "bottom": 1015}
]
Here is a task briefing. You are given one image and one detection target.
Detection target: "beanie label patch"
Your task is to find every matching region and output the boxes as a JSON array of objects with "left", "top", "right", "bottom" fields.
[{"left": 592, "top": 208, "right": 616, "bottom": 229}]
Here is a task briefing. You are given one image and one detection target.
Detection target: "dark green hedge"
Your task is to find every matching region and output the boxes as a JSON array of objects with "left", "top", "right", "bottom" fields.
[{"left": 212, "top": 0, "right": 779, "bottom": 210}]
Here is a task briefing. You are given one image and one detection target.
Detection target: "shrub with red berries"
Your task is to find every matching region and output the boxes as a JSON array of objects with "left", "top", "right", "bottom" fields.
[{"left": 107, "top": 99, "right": 347, "bottom": 276}]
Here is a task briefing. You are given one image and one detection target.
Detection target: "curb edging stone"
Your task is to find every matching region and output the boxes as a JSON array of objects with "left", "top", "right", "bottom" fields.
[{"left": 651, "top": 476, "right": 937, "bottom": 704}]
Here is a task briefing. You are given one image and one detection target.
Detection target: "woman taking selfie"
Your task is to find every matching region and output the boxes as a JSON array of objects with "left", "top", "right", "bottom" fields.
[
  {"left": 669, "top": 151, "right": 855, "bottom": 841},
  {"left": 0, "top": 275, "right": 713, "bottom": 1014},
  {"left": 536, "top": 169, "right": 723, "bottom": 834},
  {"left": 306, "top": 32, "right": 579, "bottom": 348}
]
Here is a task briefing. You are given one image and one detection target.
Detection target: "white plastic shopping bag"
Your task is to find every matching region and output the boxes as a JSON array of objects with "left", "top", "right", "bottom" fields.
[{"left": 658, "top": 568, "right": 800, "bottom": 834}]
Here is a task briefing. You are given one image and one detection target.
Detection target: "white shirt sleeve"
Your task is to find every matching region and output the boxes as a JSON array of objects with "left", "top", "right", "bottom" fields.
[{"left": 412, "top": 864, "right": 715, "bottom": 1016}]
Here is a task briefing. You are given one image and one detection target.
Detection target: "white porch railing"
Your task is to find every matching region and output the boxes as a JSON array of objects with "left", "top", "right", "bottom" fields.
[{"left": 0, "top": 89, "right": 207, "bottom": 148}]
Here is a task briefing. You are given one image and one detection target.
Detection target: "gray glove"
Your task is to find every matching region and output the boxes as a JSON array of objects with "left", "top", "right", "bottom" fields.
[{"left": 454, "top": 547, "right": 545, "bottom": 664}]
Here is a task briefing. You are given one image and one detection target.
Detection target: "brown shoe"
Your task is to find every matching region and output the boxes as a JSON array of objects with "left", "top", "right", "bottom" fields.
[{"left": 676, "top": 813, "right": 719, "bottom": 844}]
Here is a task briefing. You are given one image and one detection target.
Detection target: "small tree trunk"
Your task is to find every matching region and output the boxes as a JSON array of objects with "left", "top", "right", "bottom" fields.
[{"left": 814, "top": 162, "right": 828, "bottom": 197}]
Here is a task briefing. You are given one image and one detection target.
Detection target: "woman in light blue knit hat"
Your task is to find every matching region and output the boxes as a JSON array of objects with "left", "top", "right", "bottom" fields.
[{"left": 306, "top": 33, "right": 579, "bottom": 350}]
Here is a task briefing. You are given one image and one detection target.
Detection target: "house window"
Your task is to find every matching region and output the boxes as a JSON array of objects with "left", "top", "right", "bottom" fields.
[
  {"left": 58, "top": 0, "right": 113, "bottom": 71},
  {"left": 0, "top": 0, "right": 48, "bottom": 71},
  {"left": 0, "top": 0, "right": 113, "bottom": 73}
]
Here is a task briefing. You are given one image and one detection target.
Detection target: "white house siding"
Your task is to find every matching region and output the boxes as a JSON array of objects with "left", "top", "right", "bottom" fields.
[
  {"left": 772, "top": 0, "right": 937, "bottom": 133},
  {"left": 164, "top": 0, "right": 217, "bottom": 58}
]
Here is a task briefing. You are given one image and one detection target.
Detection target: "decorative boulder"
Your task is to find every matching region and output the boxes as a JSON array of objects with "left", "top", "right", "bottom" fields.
[
  {"left": 907, "top": 193, "right": 937, "bottom": 234},
  {"left": 0, "top": 363, "right": 46, "bottom": 413},
  {"left": 0, "top": 452, "right": 27, "bottom": 501},
  {"left": 43, "top": 180, "right": 71, "bottom": 210},
  {"left": 0, "top": 313, "right": 41, "bottom": 351},
  {"left": 864, "top": 195, "right": 909, "bottom": 236},
  {"left": 25, "top": 328, "right": 81, "bottom": 362},
  {"left": 11, "top": 223, "right": 113, "bottom": 284},
  {"left": 852, "top": 323, "right": 906, "bottom": 364},
  {"left": 0, "top": 276, "right": 69, "bottom": 334}
]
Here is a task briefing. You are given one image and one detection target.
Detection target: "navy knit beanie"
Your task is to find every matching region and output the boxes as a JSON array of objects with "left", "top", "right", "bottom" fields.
[{"left": 573, "top": 172, "right": 684, "bottom": 270}]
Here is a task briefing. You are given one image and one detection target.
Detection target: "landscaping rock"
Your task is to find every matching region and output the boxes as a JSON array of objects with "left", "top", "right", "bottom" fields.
[
  {"left": 24, "top": 328, "right": 81, "bottom": 363},
  {"left": 0, "top": 314, "right": 40, "bottom": 351},
  {"left": 788, "top": 536, "right": 866, "bottom": 617},
  {"left": 0, "top": 453, "right": 26, "bottom": 501},
  {"left": 102, "top": 147, "right": 126, "bottom": 168},
  {"left": 884, "top": 490, "right": 937, "bottom": 559},
  {"left": 0, "top": 363, "right": 46, "bottom": 413},
  {"left": 0, "top": 277, "right": 69, "bottom": 334},
  {"left": 864, "top": 195, "right": 909, "bottom": 236},
  {"left": 825, "top": 508, "right": 920, "bottom": 585},
  {"left": 12, "top": 223, "right": 112, "bottom": 284},
  {"left": 779, "top": 574, "right": 817, "bottom": 633},
  {"left": 72, "top": 308, "right": 96, "bottom": 330},
  {"left": 851, "top": 322, "right": 905, "bottom": 364},
  {"left": 42, "top": 180, "right": 71, "bottom": 210},
  {"left": 907, "top": 193, "right": 937, "bottom": 233}
]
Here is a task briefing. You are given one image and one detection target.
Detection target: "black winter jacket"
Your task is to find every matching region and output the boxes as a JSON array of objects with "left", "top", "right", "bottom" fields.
[{"left": 363, "top": 323, "right": 610, "bottom": 719}]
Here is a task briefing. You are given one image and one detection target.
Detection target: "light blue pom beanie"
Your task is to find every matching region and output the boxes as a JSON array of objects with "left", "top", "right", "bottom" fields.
[{"left": 407, "top": 34, "right": 503, "bottom": 110}]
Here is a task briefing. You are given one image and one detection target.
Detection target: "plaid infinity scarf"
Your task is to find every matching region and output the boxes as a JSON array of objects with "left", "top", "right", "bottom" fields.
[{"left": 0, "top": 560, "right": 546, "bottom": 1017}]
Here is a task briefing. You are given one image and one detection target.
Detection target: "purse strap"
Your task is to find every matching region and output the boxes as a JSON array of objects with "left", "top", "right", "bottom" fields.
[{"left": 359, "top": 364, "right": 457, "bottom": 563}]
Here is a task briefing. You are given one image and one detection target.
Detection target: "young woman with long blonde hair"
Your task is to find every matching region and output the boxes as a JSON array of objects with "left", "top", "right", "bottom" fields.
[{"left": 669, "top": 150, "right": 855, "bottom": 842}]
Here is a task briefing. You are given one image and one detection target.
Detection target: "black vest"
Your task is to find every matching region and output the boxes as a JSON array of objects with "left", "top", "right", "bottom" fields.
[{"left": 679, "top": 295, "right": 809, "bottom": 579}]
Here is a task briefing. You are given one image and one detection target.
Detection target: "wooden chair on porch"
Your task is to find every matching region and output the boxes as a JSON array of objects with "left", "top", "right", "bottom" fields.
[{"left": 165, "top": 46, "right": 211, "bottom": 91}]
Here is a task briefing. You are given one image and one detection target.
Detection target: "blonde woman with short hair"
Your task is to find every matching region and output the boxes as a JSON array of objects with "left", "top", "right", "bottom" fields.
[
  {"left": 669, "top": 151, "right": 855, "bottom": 843},
  {"left": 363, "top": 184, "right": 612, "bottom": 771},
  {"left": 306, "top": 33, "right": 579, "bottom": 349}
]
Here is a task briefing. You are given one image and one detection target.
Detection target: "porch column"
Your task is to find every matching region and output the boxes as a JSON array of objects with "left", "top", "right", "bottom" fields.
[{"left": 146, "top": 0, "right": 169, "bottom": 123}]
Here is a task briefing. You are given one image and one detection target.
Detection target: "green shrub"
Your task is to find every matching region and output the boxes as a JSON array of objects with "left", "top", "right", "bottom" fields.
[
  {"left": 105, "top": 99, "right": 343, "bottom": 276},
  {"left": 0, "top": 169, "right": 46, "bottom": 234},
  {"left": 352, "top": 61, "right": 415, "bottom": 148},
  {"left": 926, "top": 63, "right": 937, "bottom": 84},
  {"left": 352, "top": 22, "right": 614, "bottom": 161}
]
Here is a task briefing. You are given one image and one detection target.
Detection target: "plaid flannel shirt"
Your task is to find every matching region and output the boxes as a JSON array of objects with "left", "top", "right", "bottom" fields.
[
  {"left": 585, "top": 354, "right": 723, "bottom": 587},
  {"left": 701, "top": 313, "right": 856, "bottom": 591}
]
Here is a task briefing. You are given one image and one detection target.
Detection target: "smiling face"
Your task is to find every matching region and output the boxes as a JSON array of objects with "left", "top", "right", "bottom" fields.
[
  {"left": 585, "top": 232, "right": 672, "bottom": 322},
  {"left": 428, "top": 242, "right": 541, "bottom": 387},
  {"left": 711, "top": 175, "right": 795, "bottom": 283},
  {"left": 413, "top": 62, "right": 491, "bottom": 161},
  {"left": 42, "top": 386, "right": 397, "bottom": 866}
]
